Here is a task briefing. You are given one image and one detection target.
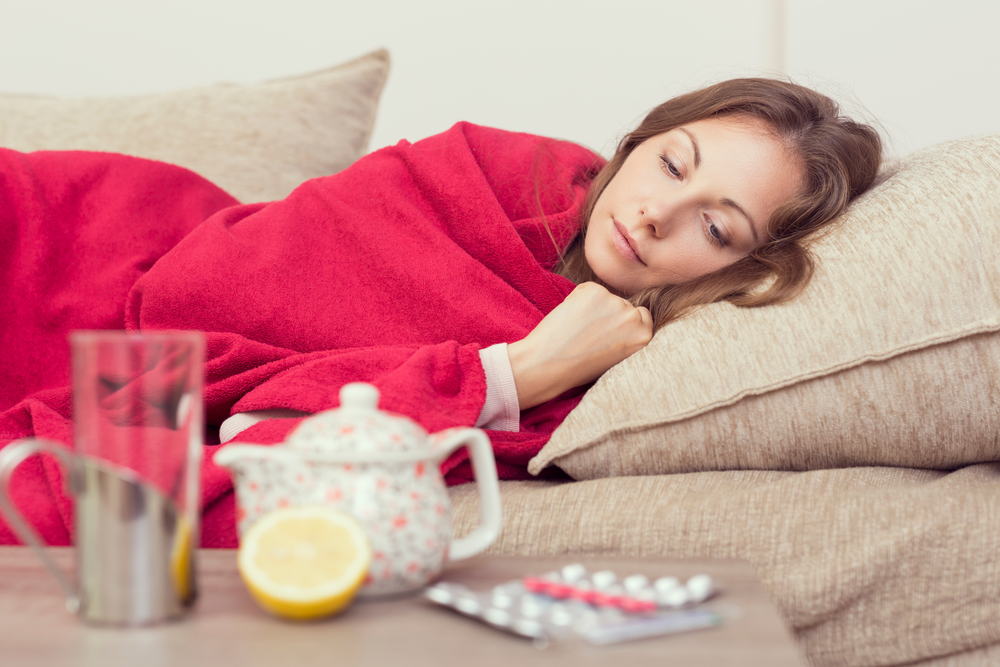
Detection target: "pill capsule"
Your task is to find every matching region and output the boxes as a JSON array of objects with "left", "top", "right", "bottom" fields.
[
  {"left": 686, "top": 574, "right": 714, "bottom": 602},
  {"left": 591, "top": 570, "right": 617, "bottom": 589},
  {"left": 561, "top": 563, "right": 587, "bottom": 583},
  {"left": 654, "top": 576, "right": 681, "bottom": 593},
  {"left": 456, "top": 596, "right": 481, "bottom": 614},
  {"left": 491, "top": 590, "right": 514, "bottom": 608},
  {"left": 634, "top": 587, "right": 657, "bottom": 602},
  {"left": 549, "top": 604, "right": 574, "bottom": 626},
  {"left": 426, "top": 586, "right": 453, "bottom": 604},
  {"left": 484, "top": 608, "right": 511, "bottom": 626},
  {"left": 623, "top": 574, "right": 650, "bottom": 593},
  {"left": 660, "top": 587, "right": 690, "bottom": 607},
  {"left": 520, "top": 596, "right": 545, "bottom": 618},
  {"left": 513, "top": 619, "right": 544, "bottom": 637}
]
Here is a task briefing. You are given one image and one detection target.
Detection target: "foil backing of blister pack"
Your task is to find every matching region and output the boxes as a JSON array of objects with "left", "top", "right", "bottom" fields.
[{"left": 424, "top": 565, "right": 723, "bottom": 646}]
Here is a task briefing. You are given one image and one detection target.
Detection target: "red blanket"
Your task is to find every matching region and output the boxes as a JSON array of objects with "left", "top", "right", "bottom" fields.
[{"left": 0, "top": 123, "right": 602, "bottom": 547}]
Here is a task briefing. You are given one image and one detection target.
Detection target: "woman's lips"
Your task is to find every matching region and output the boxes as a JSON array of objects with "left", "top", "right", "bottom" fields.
[{"left": 613, "top": 221, "right": 644, "bottom": 264}]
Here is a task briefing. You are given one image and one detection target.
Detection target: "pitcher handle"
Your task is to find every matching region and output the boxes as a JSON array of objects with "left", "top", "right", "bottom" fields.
[
  {"left": 432, "top": 428, "right": 502, "bottom": 561},
  {"left": 0, "top": 439, "right": 81, "bottom": 613}
]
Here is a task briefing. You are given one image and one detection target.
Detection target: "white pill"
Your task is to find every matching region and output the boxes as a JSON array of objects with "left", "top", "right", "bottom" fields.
[
  {"left": 623, "top": 574, "right": 650, "bottom": 593},
  {"left": 498, "top": 582, "right": 526, "bottom": 597},
  {"left": 660, "top": 587, "right": 690, "bottom": 607},
  {"left": 513, "top": 619, "right": 544, "bottom": 637},
  {"left": 456, "top": 597, "right": 481, "bottom": 614},
  {"left": 686, "top": 574, "right": 714, "bottom": 602},
  {"left": 541, "top": 570, "right": 562, "bottom": 583},
  {"left": 591, "top": 570, "right": 617, "bottom": 589},
  {"left": 561, "top": 563, "right": 587, "bottom": 583},
  {"left": 654, "top": 576, "right": 681, "bottom": 593},
  {"left": 548, "top": 605, "right": 574, "bottom": 627},
  {"left": 491, "top": 590, "right": 514, "bottom": 608},
  {"left": 520, "top": 597, "right": 545, "bottom": 618},
  {"left": 634, "top": 587, "right": 657, "bottom": 602},
  {"left": 425, "top": 586, "right": 453, "bottom": 604},
  {"left": 484, "top": 608, "right": 511, "bottom": 626}
]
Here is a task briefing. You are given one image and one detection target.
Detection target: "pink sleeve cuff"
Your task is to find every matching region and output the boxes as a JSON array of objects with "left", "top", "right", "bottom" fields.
[
  {"left": 476, "top": 343, "right": 520, "bottom": 432},
  {"left": 219, "top": 408, "right": 307, "bottom": 443}
]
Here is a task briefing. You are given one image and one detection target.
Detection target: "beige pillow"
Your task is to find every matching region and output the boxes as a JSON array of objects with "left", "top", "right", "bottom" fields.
[
  {"left": 0, "top": 49, "right": 389, "bottom": 203},
  {"left": 529, "top": 133, "right": 1000, "bottom": 479}
]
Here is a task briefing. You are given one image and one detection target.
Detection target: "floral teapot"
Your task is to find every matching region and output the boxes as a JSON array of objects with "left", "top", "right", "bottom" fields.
[{"left": 213, "top": 383, "right": 502, "bottom": 596}]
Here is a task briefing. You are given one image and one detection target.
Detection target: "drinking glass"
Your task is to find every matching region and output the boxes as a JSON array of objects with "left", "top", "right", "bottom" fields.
[{"left": 0, "top": 330, "right": 204, "bottom": 625}]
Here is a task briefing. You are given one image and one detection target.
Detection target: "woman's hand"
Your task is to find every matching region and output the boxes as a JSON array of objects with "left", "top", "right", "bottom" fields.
[{"left": 507, "top": 282, "right": 653, "bottom": 410}]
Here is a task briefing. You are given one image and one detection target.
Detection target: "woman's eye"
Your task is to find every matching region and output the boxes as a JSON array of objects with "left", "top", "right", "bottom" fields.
[
  {"left": 706, "top": 219, "right": 726, "bottom": 248},
  {"left": 659, "top": 154, "right": 681, "bottom": 179}
]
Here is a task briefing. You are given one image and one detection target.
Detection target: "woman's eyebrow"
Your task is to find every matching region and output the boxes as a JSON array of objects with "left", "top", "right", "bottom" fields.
[
  {"left": 721, "top": 198, "right": 759, "bottom": 244},
  {"left": 679, "top": 128, "right": 701, "bottom": 167}
]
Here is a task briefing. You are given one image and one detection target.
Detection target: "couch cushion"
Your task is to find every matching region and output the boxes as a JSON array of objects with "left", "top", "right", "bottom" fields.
[
  {"left": 450, "top": 467, "right": 1000, "bottom": 666},
  {"left": 529, "top": 132, "right": 1000, "bottom": 478},
  {"left": 0, "top": 49, "right": 389, "bottom": 203}
]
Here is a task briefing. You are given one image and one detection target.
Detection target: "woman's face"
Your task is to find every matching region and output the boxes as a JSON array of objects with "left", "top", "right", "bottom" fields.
[{"left": 584, "top": 116, "right": 804, "bottom": 295}]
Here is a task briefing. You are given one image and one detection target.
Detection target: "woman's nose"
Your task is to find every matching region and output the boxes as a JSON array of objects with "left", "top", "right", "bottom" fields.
[{"left": 641, "top": 195, "right": 682, "bottom": 237}]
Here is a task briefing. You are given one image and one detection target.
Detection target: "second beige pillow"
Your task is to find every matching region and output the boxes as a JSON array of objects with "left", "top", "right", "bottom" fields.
[{"left": 0, "top": 50, "right": 390, "bottom": 203}]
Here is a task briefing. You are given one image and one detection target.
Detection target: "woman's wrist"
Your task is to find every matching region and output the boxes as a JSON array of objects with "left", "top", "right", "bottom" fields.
[{"left": 506, "top": 338, "right": 564, "bottom": 410}]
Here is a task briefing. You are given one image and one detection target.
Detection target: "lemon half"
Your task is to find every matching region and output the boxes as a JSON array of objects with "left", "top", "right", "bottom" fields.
[{"left": 238, "top": 505, "right": 372, "bottom": 621}]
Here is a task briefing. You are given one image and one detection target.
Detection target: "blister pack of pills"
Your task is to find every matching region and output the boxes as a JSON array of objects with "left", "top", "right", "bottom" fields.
[{"left": 425, "top": 564, "right": 723, "bottom": 646}]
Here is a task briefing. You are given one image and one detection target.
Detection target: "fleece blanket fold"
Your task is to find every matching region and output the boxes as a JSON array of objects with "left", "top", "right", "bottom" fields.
[{"left": 0, "top": 123, "right": 603, "bottom": 547}]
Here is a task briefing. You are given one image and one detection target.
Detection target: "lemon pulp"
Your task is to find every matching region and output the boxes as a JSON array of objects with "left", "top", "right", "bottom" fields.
[{"left": 238, "top": 506, "right": 371, "bottom": 621}]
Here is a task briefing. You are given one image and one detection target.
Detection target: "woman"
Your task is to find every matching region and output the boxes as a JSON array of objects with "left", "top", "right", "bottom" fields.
[
  {"left": 0, "top": 77, "right": 881, "bottom": 546},
  {"left": 510, "top": 78, "right": 882, "bottom": 413}
]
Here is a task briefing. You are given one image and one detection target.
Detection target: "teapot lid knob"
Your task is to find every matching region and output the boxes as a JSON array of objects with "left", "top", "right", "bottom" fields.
[
  {"left": 339, "top": 382, "right": 380, "bottom": 410},
  {"left": 287, "top": 381, "right": 427, "bottom": 453}
]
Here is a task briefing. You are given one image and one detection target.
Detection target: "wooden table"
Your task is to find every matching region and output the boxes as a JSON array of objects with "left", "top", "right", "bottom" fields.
[{"left": 0, "top": 547, "right": 802, "bottom": 666}]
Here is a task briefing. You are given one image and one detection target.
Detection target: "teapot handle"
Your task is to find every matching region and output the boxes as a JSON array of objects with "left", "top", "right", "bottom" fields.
[{"left": 432, "top": 429, "right": 502, "bottom": 560}]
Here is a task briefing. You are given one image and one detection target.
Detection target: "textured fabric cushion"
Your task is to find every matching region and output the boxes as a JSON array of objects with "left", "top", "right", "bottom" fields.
[
  {"left": 0, "top": 50, "right": 389, "bottom": 203},
  {"left": 451, "top": 467, "right": 1000, "bottom": 667},
  {"left": 529, "top": 133, "right": 1000, "bottom": 479}
]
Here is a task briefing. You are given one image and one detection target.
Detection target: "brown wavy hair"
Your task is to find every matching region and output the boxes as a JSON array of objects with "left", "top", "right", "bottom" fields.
[{"left": 555, "top": 78, "right": 883, "bottom": 330}]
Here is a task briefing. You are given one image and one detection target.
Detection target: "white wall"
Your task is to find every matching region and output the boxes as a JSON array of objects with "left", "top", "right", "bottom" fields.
[
  {"left": 1, "top": 0, "right": 997, "bottom": 159},
  {"left": 786, "top": 0, "right": 1000, "bottom": 158},
  {"left": 0, "top": 0, "right": 781, "bottom": 156}
]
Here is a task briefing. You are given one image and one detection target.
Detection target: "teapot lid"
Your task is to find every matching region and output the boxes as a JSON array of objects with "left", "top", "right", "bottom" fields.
[{"left": 286, "top": 383, "right": 429, "bottom": 454}]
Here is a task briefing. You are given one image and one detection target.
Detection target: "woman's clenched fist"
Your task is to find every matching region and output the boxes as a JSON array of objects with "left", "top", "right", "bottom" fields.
[{"left": 507, "top": 282, "right": 653, "bottom": 410}]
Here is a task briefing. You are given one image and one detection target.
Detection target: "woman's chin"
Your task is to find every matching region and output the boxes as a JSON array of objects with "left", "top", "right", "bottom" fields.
[{"left": 591, "top": 271, "right": 636, "bottom": 297}]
